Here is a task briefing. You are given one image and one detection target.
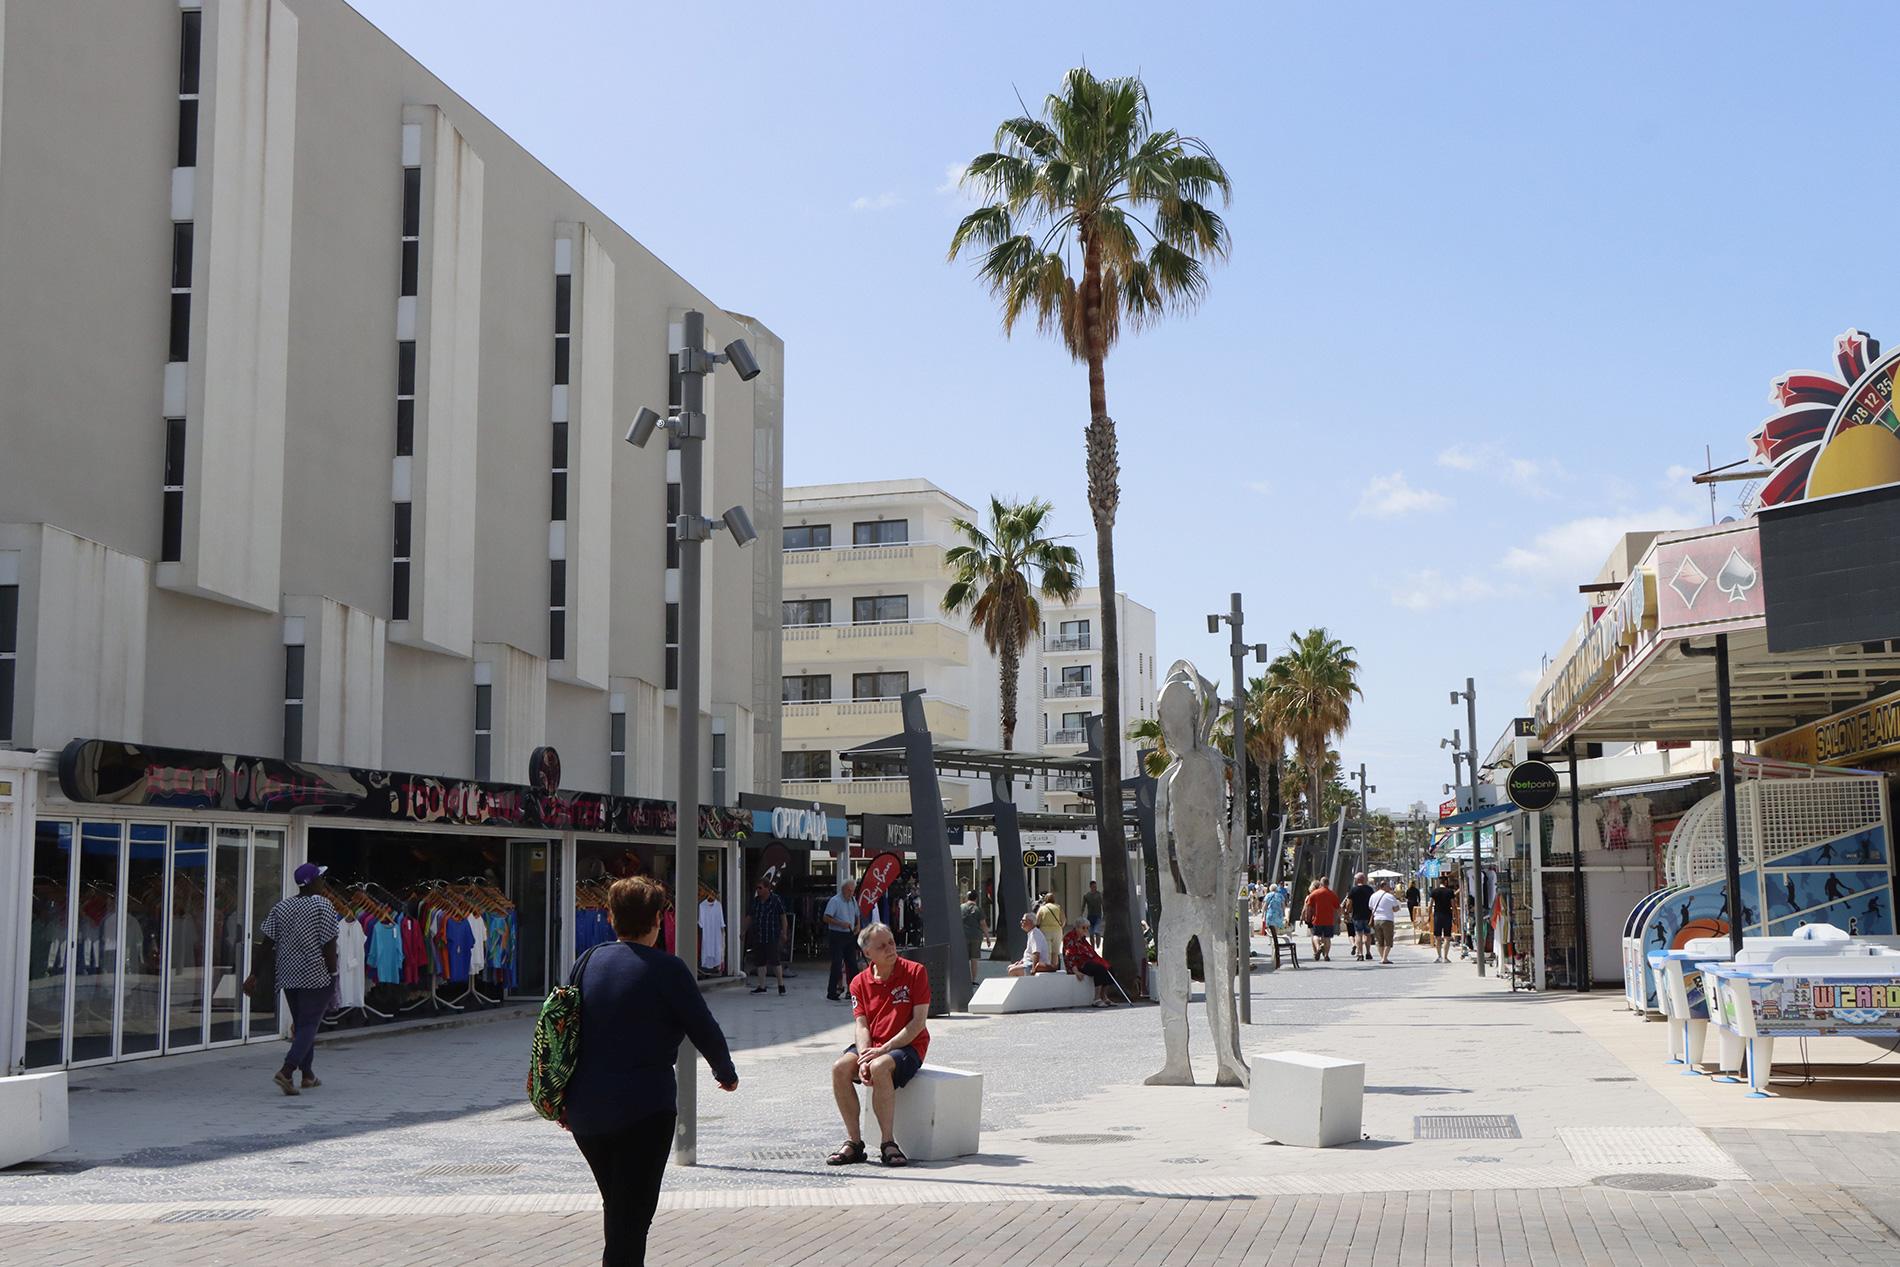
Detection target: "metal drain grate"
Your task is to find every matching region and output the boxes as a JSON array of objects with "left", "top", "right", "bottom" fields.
[
  {"left": 1160, "top": 1156, "right": 1209, "bottom": 1165},
  {"left": 1415, "top": 1115, "right": 1521, "bottom": 1140},
  {"left": 415, "top": 1163, "right": 523, "bottom": 1179},
  {"left": 1592, "top": 1172, "right": 1719, "bottom": 1193},
  {"left": 1031, "top": 1133, "right": 1135, "bottom": 1145},
  {"left": 751, "top": 1146, "right": 825, "bottom": 1161},
  {"left": 156, "top": 1209, "right": 267, "bottom": 1224}
]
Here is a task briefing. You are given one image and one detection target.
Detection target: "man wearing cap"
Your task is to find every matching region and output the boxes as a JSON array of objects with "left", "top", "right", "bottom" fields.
[{"left": 254, "top": 863, "right": 338, "bottom": 1095}]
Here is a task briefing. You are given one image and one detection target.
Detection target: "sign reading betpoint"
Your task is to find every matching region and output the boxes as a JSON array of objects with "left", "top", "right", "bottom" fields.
[
  {"left": 858, "top": 851, "right": 902, "bottom": 918},
  {"left": 1506, "top": 760, "right": 1561, "bottom": 811}
]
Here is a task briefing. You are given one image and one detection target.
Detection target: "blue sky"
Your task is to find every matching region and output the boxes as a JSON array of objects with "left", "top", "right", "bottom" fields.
[{"left": 350, "top": 1, "right": 1900, "bottom": 811}]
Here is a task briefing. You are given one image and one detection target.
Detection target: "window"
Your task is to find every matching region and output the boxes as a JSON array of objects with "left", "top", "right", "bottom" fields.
[
  {"left": 0, "top": 579, "right": 17, "bottom": 742},
  {"left": 664, "top": 603, "right": 679, "bottom": 690},
  {"left": 167, "top": 292, "right": 191, "bottom": 363},
  {"left": 170, "top": 223, "right": 193, "bottom": 289},
  {"left": 782, "top": 524, "right": 832, "bottom": 551},
  {"left": 1060, "top": 665, "right": 1092, "bottom": 689},
  {"left": 665, "top": 483, "right": 681, "bottom": 569},
  {"left": 608, "top": 704, "right": 627, "bottom": 795},
  {"left": 177, "top": 9, "right": 202, "bottom": 96},
  {"left": 551, "top": 245, "right": 572, "bottom": 663},
  {"left": 283, "top": 634, "right": 305, "bottom": 762},
  {"left": 473, "top": 676, "right": 493, "bottom": 779},
  {"left": 391, "top": 502, "right": 412, "bottom": 621},
  {"left": 176, "top": 98, "right": 198, "bottom": 168},
  {"left": 1060, "top": 619, "right": 1090, "bottom": 637},
  {"left": 853, "top": 519, "right": 908, "bottom": 546},
  {"left": 782, "top": 750, "right": 829, "bottom": 781},
  {"left": 548, "top": 560, "right": 566, "bottom": 661},
  {"left": 710, "top": 723, "right": 728, "bottom": 807},
  {"left": 401, "top": 166, "right": 421, "bottom": 238},
  {"left": 852, "top": 594, "right": 908, "bottom": 624},
  {"left": 161, "top": 418, "right": 186, "bottom": 562},
  {"left": 782, "top": 598, "right": 831, "bottom": 627},
  {"left": 393, "top": 136, "right": 421, "bottom": 624},
  {"left": 782, "top": 674, "right": 832, "bottom": 703},
  {"left": 1063, "top": 711, "right": 1089, "bottom": 730},
  {"left": 853, "top": 671, "right": 909, "bottom": 700}
]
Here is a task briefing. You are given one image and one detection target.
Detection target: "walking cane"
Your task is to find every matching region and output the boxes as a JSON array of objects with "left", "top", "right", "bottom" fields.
[{"left": 1105, "top": 970, "right": 1135, "bottom": 1006}]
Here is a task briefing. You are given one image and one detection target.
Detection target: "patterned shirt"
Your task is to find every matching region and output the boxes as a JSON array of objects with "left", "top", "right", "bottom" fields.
[
  {"left": 260, "top": 894, "right": 338, "bottom": 990},
  {"left": 748, "top": 893, "right": 785, "bottom": 947}
]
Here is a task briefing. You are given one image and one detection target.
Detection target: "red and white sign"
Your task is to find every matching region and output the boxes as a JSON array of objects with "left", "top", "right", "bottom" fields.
[
  {"left": 1655, "top": 521, "right": 1765, "bottom": 635},
  {"left": 1439, "top": 798, "right": 1458, "bottom": 820},
  {"left": 859, "top": 851, "right": 902, "bottom": 918}
]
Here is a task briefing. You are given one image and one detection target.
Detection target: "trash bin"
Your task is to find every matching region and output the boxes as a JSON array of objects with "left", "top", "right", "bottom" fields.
[{"left": 910, "top": 942, "right": 952, "bottom": 1017}]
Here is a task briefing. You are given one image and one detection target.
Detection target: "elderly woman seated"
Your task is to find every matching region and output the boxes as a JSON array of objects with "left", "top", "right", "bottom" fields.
[{"left": 1062, "top": 918, "right": 1120, "bottom": 1007}]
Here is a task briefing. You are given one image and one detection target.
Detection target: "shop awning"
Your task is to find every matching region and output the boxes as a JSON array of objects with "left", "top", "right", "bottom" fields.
[
  {"left": 1591, "top": 776, "right": 1710, "bottom": 800},
  {"left": 1436, "top": 803, "right": 1518, "bottom": 828}
]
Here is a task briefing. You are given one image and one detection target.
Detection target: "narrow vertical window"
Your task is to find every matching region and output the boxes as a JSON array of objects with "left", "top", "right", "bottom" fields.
[
  {"left": 473, "top": 678, "right": 493, "bottom": 780},
  {"left": 0, "top": 581, "right": 17, "bottom": 743},
  {"left": 161, "top": 418, "right": 186, "bottom": 562},
  {"left": 391, "top": 502, "right": 412, "bottom": 621},
  {"left": 283, "top": 640, "right": 305, "bottom": 761},
  {"left": 548, "top": 560, "right": 567, "bottom": 662},
  {"left": 664, "top": 603, "right": 680, "bottom": 691},
  {"left": 394, "top": 144, "right": 422, "bottom": 625},
  {"left": 609, "top": 705, "right": 627, "bottom": 796},
  {"left": 176, "top": 99, "right": 199, "bottom": 168},
  {"left": 163, "top": 9, "right": 201, "bottom": 562},
  {"left": 710, "top": 726, "right": 728, "bottom": 807},
  {"left": 550, "top": 240, "right": 572, "bottom": 661}
]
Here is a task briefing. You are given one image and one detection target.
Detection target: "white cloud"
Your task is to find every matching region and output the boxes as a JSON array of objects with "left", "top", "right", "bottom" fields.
[
  {"left": 937, "top": 163, "right": 969, "bottom": 195},
  {"left": 1390, "top": 570, "right": 1498, "bottom": 612},
  {"left": 1355, "top": 471, "right": 1450, "bottom": 518},
  {"left": 1244, "top": 478, "right": 1272, "bottom": 497},
  {"left": 1436, "top": 443, "right": 1484, "bottom": 471},
  {"left": 1663, "top": 463, "right": 1696, "bottom": 484},
  {"left": 850, "top": 192, "right": 903, "bottom": 213},
  {"left": 1501, "top": 506, "right": 1701, "bottom": 577},
  {"left": 1437, "top": 442, "right": 1557, "bottom": 493}
]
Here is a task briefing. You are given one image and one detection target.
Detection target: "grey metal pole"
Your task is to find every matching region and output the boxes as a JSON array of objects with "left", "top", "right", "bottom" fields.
[
  {"left": 1465, "top": 679, "right": 1484, "bottom": 978},
  {"left": 672, "top": 309, "right": 707, "bottom": 1165},
  {"left": 1715, "top": 634, "right": 1745, "bottom": 958},
  {"left": 1567, "top": 738, "right": 1587, "bottom": 991},
  {"left": 1226, "top": 593, "right": 1252, "bottom": 1025}
]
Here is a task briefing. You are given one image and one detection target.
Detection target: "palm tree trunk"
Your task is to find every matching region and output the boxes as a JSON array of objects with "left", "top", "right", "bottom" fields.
[
  {"left": 1080, "top": 227, "right": 1137, "bottom": 994},
  {"left": 999, "top": 634, "right": 1020, "bottom": 751}
]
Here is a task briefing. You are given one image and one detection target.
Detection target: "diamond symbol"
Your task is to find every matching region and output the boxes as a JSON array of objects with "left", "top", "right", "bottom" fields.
[{"left": 1670, "top": 556, "right": 1708, "bottom": 609}]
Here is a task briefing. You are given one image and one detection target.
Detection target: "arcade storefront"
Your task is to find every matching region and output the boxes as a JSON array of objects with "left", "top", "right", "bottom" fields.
[{"left": 0, "top": 739, "right": 750, "bottom": 1073}]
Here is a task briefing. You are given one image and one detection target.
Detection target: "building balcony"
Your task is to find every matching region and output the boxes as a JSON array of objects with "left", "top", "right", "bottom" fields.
[
  {"left": 781, "top": 619, "right": 969, "bottom": 666},
  {"left": 780, "top": 776, "right": 977, "bottom": 816},
  {"left": 1047, "top": 728, "right": 1089, "bottom": 747},
  {"left": 782, "top": 541, "right": 946, "bottom": 587},
  {"left": 1044, "top": 633, "right": 1093, "bottom": 653},
  {"left": 782, "top": 695, "right": 971, "bottom": 741},
  {"left": 1044, "top": 680, "right": 1097, "bottom": 700}
]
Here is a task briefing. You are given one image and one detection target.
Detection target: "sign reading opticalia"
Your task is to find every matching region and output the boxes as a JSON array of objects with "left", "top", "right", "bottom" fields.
[
  {"left": 739, "top": 793, "right": 847, "bottom": 844},
  {"left": 770, "top": 805, "right": 833, "bottom": 843},
  {"left": 1505, "top": 760, "right": 1560, "bottom": 811}
]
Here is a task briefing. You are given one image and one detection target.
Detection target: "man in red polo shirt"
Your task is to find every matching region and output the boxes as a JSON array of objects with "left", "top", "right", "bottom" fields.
[{"left": 826, "top": 921, "right": 930, "bottom": 1168}]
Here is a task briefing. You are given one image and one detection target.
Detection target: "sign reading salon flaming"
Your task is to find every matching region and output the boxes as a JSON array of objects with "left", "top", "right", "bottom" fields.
[{"left": 1505, "top": 760, "right": 1560, "bottom": 811}]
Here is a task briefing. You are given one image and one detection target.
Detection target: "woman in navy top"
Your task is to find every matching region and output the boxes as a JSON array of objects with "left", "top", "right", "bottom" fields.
[{"left": 565, "top": 876, "right": 737, "bottom": 1266}]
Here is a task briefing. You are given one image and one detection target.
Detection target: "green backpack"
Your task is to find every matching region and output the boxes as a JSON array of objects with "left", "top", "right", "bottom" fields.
[{"left": 527, "top": 944, "right": 603, "bottom": 1124}]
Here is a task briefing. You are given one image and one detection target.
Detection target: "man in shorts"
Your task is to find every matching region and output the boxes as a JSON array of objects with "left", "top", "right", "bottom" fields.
[
  {"left": 1303, "top": 879, "right": 1340, "bottom": 962},
  {"left": 1369, "top": 880, "right": 1403, "bottom": 964},
  {"left": 1345, "top": 872, "right": 1375, "bottom": 962},
  {"left": 827, "top": 922, "right": 930, "bottom": 1168},
  {"left": 1082, "top": 880, "right": 1104, "bottom": 947},
  {"left": 744, "top": 879, "right": 787, "bottom": 995},
  {"left": 1430, "top": 876, "right": 1457, "bottom": 962}
]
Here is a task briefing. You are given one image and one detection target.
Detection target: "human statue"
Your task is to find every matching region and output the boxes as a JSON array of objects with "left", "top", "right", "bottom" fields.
[{"left": 1144, "top": 660, "right": 1250, "bottom": 1088}]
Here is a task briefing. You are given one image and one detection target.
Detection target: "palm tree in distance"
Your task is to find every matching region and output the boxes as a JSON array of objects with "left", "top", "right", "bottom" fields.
[
  {"left": 1125, "top": 716, "right": 1171, "bottom": 778},
  {"left": 1263, "top": 629, "right": 1362, "bottom": 830},
  {"left": 950, "top": 68, "right": 1232, "bottom": 988},
  {"left": 941, "top": 497, "right": 1083, "bottom": 751}
]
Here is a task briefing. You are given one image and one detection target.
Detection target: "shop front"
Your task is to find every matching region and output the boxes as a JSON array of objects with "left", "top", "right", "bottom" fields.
[{"left": 1, "top": 739, "right": 751, "bottom": 1072}]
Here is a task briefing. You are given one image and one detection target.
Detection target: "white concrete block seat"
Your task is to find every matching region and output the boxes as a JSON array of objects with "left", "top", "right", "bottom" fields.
[
  {"left": 969, "top": 971, "right": 1096, "bottom": 1014},
  {"left": 859, "top": 1065, "right": 983, "bottom": 1162},
  {"left": 1248, "top": 1051, "right": 1363, "bottom": 1148},
  {"left": 0, "top": 1072, "right": 70, "bottom": 1169}
]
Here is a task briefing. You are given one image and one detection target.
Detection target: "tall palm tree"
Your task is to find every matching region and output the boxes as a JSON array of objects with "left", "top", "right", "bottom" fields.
[
  {"left": 950, "top": 68, "right": 1232, "bottom": 987},
  {"left": 941, "top": 497, "right": 1082, "bottom": 750},
  {"left": 1263, "top": 629, "right": 1362, "bottom": 830},
  {"left": 1125, "top": 716, "right": 1171, "bottom": 778}
]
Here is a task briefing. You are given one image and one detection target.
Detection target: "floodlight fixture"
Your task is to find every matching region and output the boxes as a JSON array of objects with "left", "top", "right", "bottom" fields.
[
  {"left": 721, "top": 339, "right": 761, "bottom": 382},
  {"left": 1206, "top": 613, "right": 1221, "bottom": 634},
  {"left": 721, "top": 505, "right": 757, "bottom": 547},
  {"left": 626, "top": 406, "right": 663, "bottom": 448}
]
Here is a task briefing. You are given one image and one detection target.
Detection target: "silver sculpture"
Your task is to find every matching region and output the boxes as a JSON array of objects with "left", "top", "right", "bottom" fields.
[{"left": 1145, "top": 660, "right": 1250, "bottom": 1088}]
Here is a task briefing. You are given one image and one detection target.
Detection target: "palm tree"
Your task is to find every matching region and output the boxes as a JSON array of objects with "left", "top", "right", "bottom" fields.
[
  {"left": 1263, "top": 630, "right": 1362, "bottom": 831},
  {"left": 950, "top": 68, "right": 1232, "bottom": 987},
  {"left": 1125, "top": 716, "right": 1171, "bottom": 778},
  {"left": 941, "top": 497, "right": 1082, "bottom": 750}
]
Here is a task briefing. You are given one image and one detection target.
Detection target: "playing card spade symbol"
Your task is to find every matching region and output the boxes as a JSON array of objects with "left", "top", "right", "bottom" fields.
[{"left": 1715, "top": 548, "right": 1759, "bottom": 603}]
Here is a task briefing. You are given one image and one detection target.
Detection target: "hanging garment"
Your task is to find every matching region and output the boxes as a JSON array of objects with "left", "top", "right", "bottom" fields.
[
  {"left": 465, "top": 914, "right": 488, "bottom": 975},
  {"left": 334, "top": 918, "right": 368, "bottom": 1008},
  {"left": 445, "top": 918, "right": 474, "bottom": 982},
  {"left": 698, "top": 898, "right": 726, "bottom": 972},
  {"left": 367, "top": 920, "right": 404, "bottom": 984},
  {"left": 663, "top": 909, "right": 675, "bottom": 957},
  {"left": 400, "top": 915, "right": 426, "bottom": 983}
]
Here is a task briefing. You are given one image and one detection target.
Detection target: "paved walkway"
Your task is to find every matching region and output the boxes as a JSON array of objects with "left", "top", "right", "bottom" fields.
[{"left": 5, "top": 921, "right": 1900, "bottom": 1263}]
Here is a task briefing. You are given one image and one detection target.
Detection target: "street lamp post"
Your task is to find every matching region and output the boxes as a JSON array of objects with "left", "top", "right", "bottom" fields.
[
  {"left": 1441, "top": 732, "right": 1473, "bottom": 968},
  {"left": 1451, "top": 680, "right": 1484, "bottom": 977},
  {"left": 625, "top": 308, "right": 761, "bottom": 1166},
  {"left": 1209, "top": 594, "right": 1268, "bottom": 1025},
  {"left": 1353, "top": 762, "right": 1376, "bottom": 863}
]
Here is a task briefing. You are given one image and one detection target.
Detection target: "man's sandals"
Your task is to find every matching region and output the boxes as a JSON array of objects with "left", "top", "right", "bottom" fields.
[{"left": 825, "top": 1139, "right": 908, "bottom": 1167}]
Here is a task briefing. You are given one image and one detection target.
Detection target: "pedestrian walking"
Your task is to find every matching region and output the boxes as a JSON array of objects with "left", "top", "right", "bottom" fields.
[
  {"left": 249, "top": 862, "right": 337, "bottom": 1096},
  {"left": 1346, "top": 872, "right": 1375, "bottom": 961},
  {"left": 1263, "top": 881, "right": 1289, "bottom": 968},
  {"left": 828, "top": 922, "right": 930, "bottom": 1168},
  {"left": 744, "top": 879, "right": 788, "bottom": 995},
  {"left": 824, "top": 879, "right": 861, "bottom": 1000},
  {"left": 960, "top": 890, "right": 987, "bottom": 986},
  {"left": 1405, "top": 880, "right": 1421, "bottom": 927},
  {"left": 564, "top": 876, "right": 738, "bottom": 1267},
  {"left": 1369, "top": 880, "right": 1403, "bottom": 964},
  {"left": 1082, "top": 880, "right": 1105, "bottom": 947},
  {"left": 1302, "top": 879, "right": 1340, "bottom": 962},
  {"left": 1035, "top": 892, "right": 1065, "bottom": 969},
  {"left": 1430, "top": 875, "right": 1457, "bottom": 961}
]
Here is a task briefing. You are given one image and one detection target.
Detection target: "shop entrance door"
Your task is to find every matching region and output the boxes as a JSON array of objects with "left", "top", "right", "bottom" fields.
[{"left": 506, "top": 838, "right": 557, "bottom": 998}]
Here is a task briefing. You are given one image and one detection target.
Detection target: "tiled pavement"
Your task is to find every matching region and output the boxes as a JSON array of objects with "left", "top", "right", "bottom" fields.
[{"left": 1, "top": 1184, "right": 1896, "bottom": 1265}]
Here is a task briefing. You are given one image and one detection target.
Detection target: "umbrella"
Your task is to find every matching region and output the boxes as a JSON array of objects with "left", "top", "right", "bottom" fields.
[{"left": 1368, "top": 868, "right": 1404, "bottom": 879}]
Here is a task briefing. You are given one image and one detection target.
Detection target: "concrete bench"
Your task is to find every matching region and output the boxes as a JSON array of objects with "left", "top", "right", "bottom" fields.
[
  {"left": 1248, "top": 1051, "right": 1362, "bottom": 1148},
  {"left": 859, "top": 1064, "right": 982, "bottom": 1161},
  {"left": 0, "top": 1071, "right": 69, "bottom": 1168},
  {"left": 969, "top": 971, "right": 1094, "bottom": 1014}
]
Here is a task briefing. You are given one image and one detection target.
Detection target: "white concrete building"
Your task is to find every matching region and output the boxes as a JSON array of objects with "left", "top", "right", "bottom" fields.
[
  {"left": 1037, "top": 588, "right": 1158, "bottom": 816},
  {"left": 0, "top": 0, "right": 784, "bottom": 1072},
  {"left": 779, "top": 480, "right": 1041, "bottom": 816}
]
